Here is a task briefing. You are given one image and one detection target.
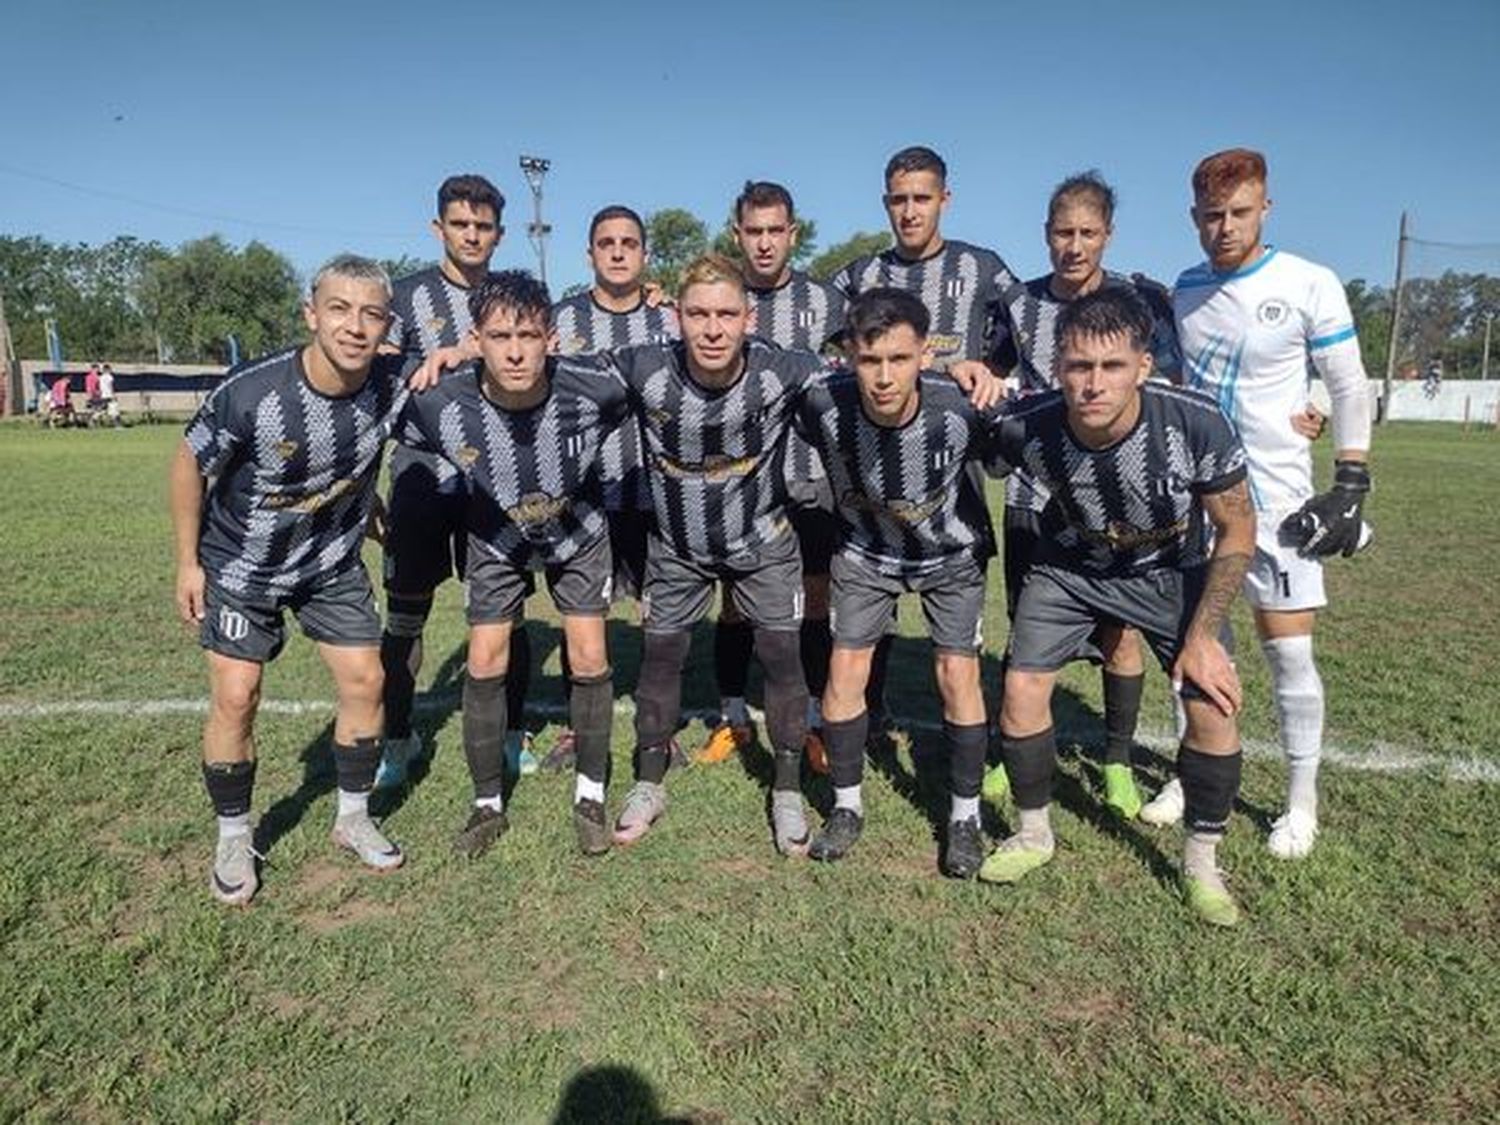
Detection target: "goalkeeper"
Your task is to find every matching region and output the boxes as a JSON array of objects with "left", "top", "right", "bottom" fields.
[{"left": 1145, "top": 147, "right": 1373, "bottom": 860}]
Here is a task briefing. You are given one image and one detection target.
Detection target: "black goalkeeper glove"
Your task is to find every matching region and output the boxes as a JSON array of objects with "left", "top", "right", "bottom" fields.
[{"left": 1280, "top": 460, "right": 1372, "bottom": 559}]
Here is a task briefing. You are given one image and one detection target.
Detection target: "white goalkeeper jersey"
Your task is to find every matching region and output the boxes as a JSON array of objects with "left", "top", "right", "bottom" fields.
[{"left": 1174, "top": 248, "right": 1362, "bottom": 512}]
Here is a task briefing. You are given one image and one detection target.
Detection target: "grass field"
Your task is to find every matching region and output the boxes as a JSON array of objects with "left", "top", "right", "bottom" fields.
[{"left": 2, "top": 420, "right": 1498, "bottom": 1122}]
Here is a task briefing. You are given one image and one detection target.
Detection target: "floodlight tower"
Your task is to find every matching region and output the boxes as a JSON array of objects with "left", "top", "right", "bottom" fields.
[{"left": 519, "top": 155, "right": 553, "bottom": 284}]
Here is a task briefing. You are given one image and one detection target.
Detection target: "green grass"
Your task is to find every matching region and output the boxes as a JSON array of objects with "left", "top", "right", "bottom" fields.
[{"left": 2, "top": 423, "right": 1499, "bottom": 1122}]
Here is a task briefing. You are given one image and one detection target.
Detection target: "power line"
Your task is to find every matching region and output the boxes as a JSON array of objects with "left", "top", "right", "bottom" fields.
[
  {"left": 1406, "top": 236, "right": 1500, "bottom": 252},
  {"left": 0, "top": 162, "right": 409, "bottom": 241}
]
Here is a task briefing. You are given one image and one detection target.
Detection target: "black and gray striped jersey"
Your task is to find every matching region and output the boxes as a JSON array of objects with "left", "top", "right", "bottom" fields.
[
  {"left": 831, "top": 239, "right": 1019, "bottom": 367},
  {"left": 989, "top": 382, "right": 1248, "bottom": 577},
  {"left": 185, "top": 348, "right": 410, "bottom": 598},
  {"left": 385, "top": 266, "right": 475, "bottom": 489},
  {"left": 993, "top": 270, "right": 1183, "bottom": 515},
  {"left": 747, "top": 271, "right": 848, "bottom": 490},
  {"left": 796, "top": 371, "right": 998, "bottom": 576},
  {"left": 398, "top": 358, "right": 630, "bottom": 569},
  {"left": 587, "top": 339, "right": 827, "bottom": 566},
  {"left": 552, "top": 289, "right": 679, "bottom": 512}
]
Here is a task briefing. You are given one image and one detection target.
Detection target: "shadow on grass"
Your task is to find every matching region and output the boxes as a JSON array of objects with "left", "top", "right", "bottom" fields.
[{"left": 552, "top": 1064, "right": 693, "bottom": 1124}]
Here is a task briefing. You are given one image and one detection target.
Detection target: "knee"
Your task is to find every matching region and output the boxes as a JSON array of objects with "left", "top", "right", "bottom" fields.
[
  {"left": 566, "top": 639, "right": 608, "bottom": 680},
  {"left": 934, "top": 652, "right": 980, "bottom": 698},
  {"left": 1000, "top": 670, "right": 1052, "bottom": 734},
  {"left": 1100, "top": 626, "right": 1144, "bottom": 674},
  {"left": 753, "top": 628, "right": 803, "bottom": 685},
  {"left": 213, "top": 677, "right": 261, "bottom": 725},
  {"left": 642, "top": 630, "right": 692, "bottom": 674},
  {"left": 467, "top": 635, "right": 511, "bottom": 680},
  {"left": 338, "top": 656, "right": 385, "bottom": 705}
]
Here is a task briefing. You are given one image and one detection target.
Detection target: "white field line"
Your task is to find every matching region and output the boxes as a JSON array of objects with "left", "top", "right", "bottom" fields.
[{"left": 2, "top": 694, "right": 1497, "bottom": 785}]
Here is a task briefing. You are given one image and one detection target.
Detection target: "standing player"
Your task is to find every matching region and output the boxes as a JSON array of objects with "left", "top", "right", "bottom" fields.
[
  {"left": 796, "top": 289, "right": 998, "bottom": 877},
  {"left": 546, "top": 205, "right": 678, "bottom": 771},
  {"left": 1143, "top": 148, "right": 1374, "bottom": 860},
  {"left": 170, "top": 255, "right": 413, "bottom": 906},
  {"left": 832, "top": 145, "right": 1020, "bottom": 727},
  {"left": 982, "top": 288, "right": 1256, "bottom": 925},
  {"left": 375, "top": 174, "right": 533, "bottom": 789},
  {"left": 700, "top": 180, "right": 847, "bottom": 771},
  {"left": 399, "top": 272, "right": 626, "bottom": 857},
  {"left": 983, "top": 171, "right": 1181, "bottom": 820}
]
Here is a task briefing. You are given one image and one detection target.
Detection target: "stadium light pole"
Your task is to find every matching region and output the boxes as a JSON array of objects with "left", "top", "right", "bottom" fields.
[{"left": 519, "top": 155, "right": 553, "bottom": 285}]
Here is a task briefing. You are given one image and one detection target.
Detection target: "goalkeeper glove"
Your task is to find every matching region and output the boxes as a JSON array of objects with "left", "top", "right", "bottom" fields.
[{"left": 1280, "top": 460, "right": 1372, "bottom": 559}]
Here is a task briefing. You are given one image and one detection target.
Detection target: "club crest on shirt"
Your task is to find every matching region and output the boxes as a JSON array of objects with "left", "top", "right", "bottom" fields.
[
  {"left": 425, "top": 317, "right": 447, "bottom": 334},
  {"left": 796, "top": 309, "right": 817, "bottom": 328},
  {"left": 454, "top": 444, "right": 480, "bottom": 469},
  {"left": 944, "top": 278, "right": 967, "bottom": 298},
  {"left": 275, "top": 440, "right": 299, "bottom": 460},
  {"left": 564, "top": 335, "right": 589, "bottom": 354},
  {"left": 1256, "top": 298, "right": 1290, "bottom": 327}
]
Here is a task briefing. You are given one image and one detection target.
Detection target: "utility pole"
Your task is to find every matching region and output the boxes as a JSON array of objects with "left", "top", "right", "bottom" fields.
[
  {"left": 1380, "top": 211, "right": 1408, "bottom": 424},
  {"left": 0, "top": 290, "right": 14, "bottom": 415},
  {"left": 1484, "top": 312, "right": 1493, "bottom": 382},
  {"left": 519, "top": 155, "right": 552, "bottom": 284}
]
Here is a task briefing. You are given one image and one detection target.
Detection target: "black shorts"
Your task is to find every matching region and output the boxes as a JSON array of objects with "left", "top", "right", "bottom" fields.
[
  {"left": 789, "top": 482, "right": 837, "bottom": 579},
  {"left": 201, "top": 565, "right": 382, "bottom": 663},
  {"left": 465, "top": 532, "right": 613, "bottom": 625},
  {"left": 383, "top": 459, "right": 467, "bottom": 594},
  {"left": 830, "top": 552, "right": 987, "bottom": 654},
  {"left": 607, "top": 509, "right": 651, "bottom": 602},
  {"left": 641, "top": 531, "right": 803, "bottom": 634},
  {"left": 1008, "top": 565, "right": 1233, "bottom": 697}
]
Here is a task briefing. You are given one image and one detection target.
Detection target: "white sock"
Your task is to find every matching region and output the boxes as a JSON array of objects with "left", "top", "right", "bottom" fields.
[
  {"left": 217, "top": 813, "right": 251, "bottom": 842},
  {"left": 950, "top": 794, "right": 980, "bottom": 823},
  {"left": 834, "top": 784, "right": 863, "bottom": 814},
  {"left": 475, "top": 794, "right": 504, "bottom": 813},
  {"left": 575, "top": 775, "right": 605, "bottom": 804},
  {"left": 1262, "top": 635, "right": 1324, "bottom": 817},
  {"left": 1017, "top": 805, "right": 1053, "bottom": 847},
  {"left": 336, "top": 789, "right": 368, "bottom": 818},
  {"left": 1173, "top": 691, "right": 1188, "bottom": 741},
  {"left": 1183, "top": 830, "right": 1222, "bottom": 881},
  {"left": 721, "top": 696, "right": 750, "bottom": 726}
]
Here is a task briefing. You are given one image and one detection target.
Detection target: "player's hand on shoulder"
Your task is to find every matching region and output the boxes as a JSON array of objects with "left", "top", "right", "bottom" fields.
[
  {"left": 175, "top": 563, "right": 206, "bottom": 625},
  {"left": 410, "top": 341, "right": 476, "bottom": 392},
  {"left": 1280, "top": 460, "right": 1372, "bottom": 559},
  {"left": 947, "top": 359, "right": 1008, "bottom": 411},
  {"left": 1173, "top": 637, "right": 1241, "bottom": 717},
  {"left": 1291, "top": 403, "right": 1327, "bottom": 441},
  {"left": 643, "top": 281, "right": 674, "bottom": 310}
]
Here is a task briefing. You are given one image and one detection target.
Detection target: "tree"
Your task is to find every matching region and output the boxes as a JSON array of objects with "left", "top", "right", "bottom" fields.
[
  {"left": 1344, "top": 278, "right": 1392, "bottom": 382},
  {"left": 643, "top": 209, "right": 709, "bottom": 294},
  {"left": 379, "top": 255, "right": 436, "bottom": 282},
  {"left": 807, "top": 231, "right": 893, "bottom": 281},
  {"left": 144, "top": 236, "right": 301, "bottom": 363}
]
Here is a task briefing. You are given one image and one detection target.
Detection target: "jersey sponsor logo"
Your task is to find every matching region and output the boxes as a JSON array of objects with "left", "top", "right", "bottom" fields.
[
  {"left": 841, "top": 487, "right": 944, "bottom": 526},
  {"left": 275, "top": 440, "right": 299, "bottom": 460},
  {"left": 261, "top": 476, "right": 358, "bottom": 514},
  {"left": 1080, "top": 517, "right": 1187, "bottom": 550},
  {"left": 507, "top": 491, "right": 569, "bottom": 527},
  {"left": 926, "top": 333, "right": 962, "bottom": 360},
  {"left": 655, "top": 451, "right": 760, "bottom": 482},
  {"left": 1256, "top": 298, "right": 1291, "bottom": 327},
  {"left": 218, "top": 606, "right": 249, "bottom": 643}
]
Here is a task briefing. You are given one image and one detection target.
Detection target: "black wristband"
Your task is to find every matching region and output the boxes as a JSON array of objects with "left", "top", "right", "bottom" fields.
[{"left": 1333, "top": 460, "right": 1371, "bottom": 493}]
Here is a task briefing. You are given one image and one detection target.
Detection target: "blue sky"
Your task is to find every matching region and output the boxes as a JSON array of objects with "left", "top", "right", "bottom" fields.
[{"left": 2, "top": 0, "right": 1495, "bottom": 294}]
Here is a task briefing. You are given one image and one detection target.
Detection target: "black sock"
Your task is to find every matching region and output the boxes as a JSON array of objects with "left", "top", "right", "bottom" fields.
[
  {"left": 560, "top": 642, "right": 573, "bottom": 702},
  {"left": 1102, "top": 671, "right": 1145, "bottom": 766},
  {"left": 333, "top": 737, "right": 381, "bottom": 795},
  {"left": 634, "top": 743, "right": 670, "bottom": 785},
  {"left": 1002, "top": 727, "right": 1056, "bottom": 810},
  {"left": 945, "top": 720, "right": 988, "bottom": 801},
  {"left": 634, "top": 631, "right": 691, "bottom": 751},
  {"left": 462, "top": 673, "right": 508, "bottom": 800},
  {"left": 773, "top": 750, "right": 801, "bottom": 792},
  {"left": 824, "top": 712, "right": 868, "bottom": 789},
  {"left": 569, "top": 671, "right": 613, "bottom": 785},
  {"left": 800, "top": 618, "right": 832, "bottom": 702},
  {"left": 866, "top": 634, "right": 893, "bottom": 717},
  {"left": 714, "top": 618, "right": 755, "bottom": 702},
  {"left": 1178, "top": 745, "right": 1242, "bottom": 835},
  {"left": 202, "top": 759, "right": 256, "bottom": 817},
  {"left": 754, "top": 627, "right": 808, "bottom": 754},
  {"left": 380, "top": 594, "right": 430, "bottom": 740},
  {"left": 507, "top": 625, "right": 531, "bottom": 734}
]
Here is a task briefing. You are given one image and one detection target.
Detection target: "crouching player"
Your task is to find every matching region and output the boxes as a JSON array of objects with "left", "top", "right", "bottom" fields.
[
  {"left": 401, "top": 271, "right": 626, "bottom": 857},
  {"left": 795, "top": 288, "right": 1000, "bottom": 877},
  {"left": 170, "top": 255, "right": 413, "bottom": 905},
  {"left": 982, "top": 288, "right": 1256, "bottom": 925}
]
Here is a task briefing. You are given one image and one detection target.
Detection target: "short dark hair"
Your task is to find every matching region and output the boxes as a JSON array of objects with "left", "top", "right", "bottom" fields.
[
  {"left": 468, "top": 270, "right": 552, "bottom": 331},
  {"left": 845, "top": 287, "right": 930, "bottom": 345},
  {"left": 1048, "top": 170, "right": 1116, "bottom": 227},
  {"left": 1192, "top": 148, "right": 1267, "bottom": 202},
  {"left": 437, "top": 174, "right": 505, "bottom": 219},
  {"left": 884, "top": 146, "right": 947, "bottom": 188},
  {"left": 1055, "top": 288, "right": 1153, "bottom": 354},
  {"left": 734, "top": 180, "right": 795, "bottom": 224},
  {"left": 589, "top": 205, "right": 646, "bottom": 248}
]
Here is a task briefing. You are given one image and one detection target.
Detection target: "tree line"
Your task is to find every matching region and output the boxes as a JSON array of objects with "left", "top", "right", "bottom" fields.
[{"left": 3, "top": 227, "right": 1493, "bottom": 377}]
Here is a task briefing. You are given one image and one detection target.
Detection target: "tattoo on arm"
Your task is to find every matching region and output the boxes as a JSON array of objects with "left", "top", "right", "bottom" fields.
[{"left": 1190, "top": 480, "right": 1255, "bottom": 640}]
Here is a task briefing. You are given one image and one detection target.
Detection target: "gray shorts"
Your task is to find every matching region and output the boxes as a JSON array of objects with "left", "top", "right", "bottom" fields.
[
  {"left": 641, "top": 531, "right": 803, "bottom": 634},
  {"left": 465, "top": 532, "right": 613, "bottom": 625},
  {"left": 1009, "top": 565, "right": 1232, "bottom": 694},
  {"left": 201, "top": 565, "right": 381, "bottom": 663},
  {"left": 830, "top": 552, "right": 987, "bottom": 654}
]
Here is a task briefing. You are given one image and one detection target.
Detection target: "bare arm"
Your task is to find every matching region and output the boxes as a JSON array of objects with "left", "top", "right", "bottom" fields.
[
  {"left": 169, "top": 442, "right": 208, "bottom": 624},
  {"left": 1173, "top": 478, "right": 1255, "bottom": 715}
]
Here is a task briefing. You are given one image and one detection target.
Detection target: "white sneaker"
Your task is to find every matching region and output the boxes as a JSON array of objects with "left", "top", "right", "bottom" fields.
[
  {"left": 1139, "top": 777, "right": 1185, "bottom": 826},
  {"left": 1267, "top": 807, "right": 1318, "bottom": 860},
  {"left": 332, "top": 811, "right": 405, "bottom": 871}
]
